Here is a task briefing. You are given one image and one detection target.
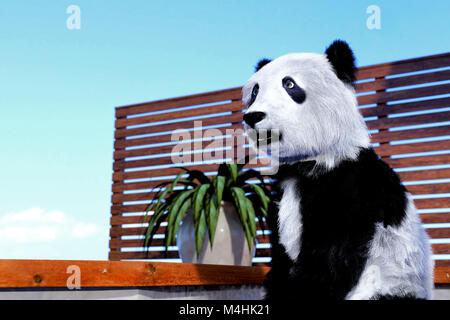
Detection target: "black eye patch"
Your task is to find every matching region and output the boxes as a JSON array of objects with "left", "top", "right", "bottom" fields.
[
  {"left": 282, "top": 77, "right": 306, "bottom": 104},
  {"left": 247, "top": 84, "right": 259, "bottom": 107}
]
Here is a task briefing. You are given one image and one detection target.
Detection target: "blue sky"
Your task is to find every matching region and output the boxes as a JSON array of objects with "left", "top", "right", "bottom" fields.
[{"left": 0, "top": 1, "right": 449, "bottom": 260}]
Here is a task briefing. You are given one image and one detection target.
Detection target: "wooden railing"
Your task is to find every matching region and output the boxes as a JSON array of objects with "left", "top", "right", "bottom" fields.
[
  {"left": 110, "top": 52, "right": 450, "bottom": 274},
  {"left": 1, "top": 259, "right": 449, "bottom": 288},
  {"left": 0, "top": 259, "right": 268, "bottom": 288}
]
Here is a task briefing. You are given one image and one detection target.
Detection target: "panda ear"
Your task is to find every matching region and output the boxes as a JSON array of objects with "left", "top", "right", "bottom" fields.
[
  {"left": 325, "top": 40, "right": 356, "bottom": 85},
  {"left": 255, "top": 58, "right": 272, "bottom": 72}
]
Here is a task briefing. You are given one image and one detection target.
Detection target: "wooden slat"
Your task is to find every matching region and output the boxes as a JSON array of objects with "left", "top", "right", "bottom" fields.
[
  {"left": 114, "top": 144, "right": 256, "bottom": 171},
  {"left": 371, "top": 125, "right": 450, "bottom": 144},
  {"left": 112, "top": 204, "right": 153, "bottom": 214},
  {"left": 112, "top": 163, "right": 219, "bottom": 182},
  {"left": 110, "top": 238, "right": 444, "bottom": 254},
  {"left": 112, "top": 180, "right": 170, "bottom": 193},
  {"left": 115, "top": 111, "right": 244, "bottom": 139},
  {"left": 110, "top": 212, "right": 266, "bottom": 229},
  {"left": 112, "top": 241, "right": 448, "bottom": 260},
  {"left": 360, "top": 97, "right": 450, "bottom": 118},
  {"left": 111, "top": 196, "right": 450, "bottom": 215},
  {"left": 110, "top": 238, "right": 165, "bottom": 248},
  {"left": 384, "top": 154, "right": 450, "bottom": 168},
  {"left": 436, "top": 260, "right": 450, "bottom": 268},
  {"left": 110, "top": 225, "right": 164, "bottom": 237},
  {"left": 113, "top": 182, "right": 449, "bottom": 204},
  {"left": 357, "top": 84, "right": 450, "bottom": 106},
  {"left": 112, "top": 160, "right": 263, "bottom": 182},
  {"left": 110, "top": 220, "right": 270, "bottom": 236},
  {"left": 414, "top": 198, "right": 450, "bottom": 209},
  {"left": 426, "top": 228, "right": 450, "bottom": 238},
  {"left": 112, "top": 171, "right": 265, "bottom": 193},
  {"left": 432, "top": 244, "right": 450, "bottom": 255},
  {"left": 113, "top": 136, "right": 241, "bottom": 160},
  {"left": 113, "top": 145, "right": 261, "bottom": 171},
  {"left": 355, "top": 69, "right": 450, "bottom": 93},
  {"left": 112, "top": 183, "right": 158, "bottom": 195},
  {"left": 366, "top": 111, "right": 450, "bottom": 131},
  {"left": 109, "top": 222, "right": 450, "bottom": 239},
  {"left": 397, "top": 168, "right": 450, "bottom": 181},
  {"left": 0, "top": 259, "right": 269, "bottom": 288},
  {"left": 110, "top": 215, "right": 150, "bottom": 226},
  {"left": 355, "top": 53, "right": 450, "bottom": 80},
  {"left": 376, "top": 140, "right": 450, "bottom": 157},
  {"left": 116, "top": 87, "right": 243, "bottom": 118},
  {"left": 109, "top": 251, "right": 180, "bottom": 260},
  {"left": 109, "top": 235, "right": 271, "bottom": 249},
  {"left": 114, "top": 123, "right": 244, "bottom": 149},
  {"left": 406, "top": 183, "right": 449, "bottom": 195},
  {"left": 109, "top": 248, "right": 272, "bottom": 261},
  {"left": 112, "top": 191, "right": 160, "bottom": 203},
  {"left": 110, "top": 209, "right": 450, "bottom": 228},
  {"left": 115, "top": 101, "right": 244, "bottom": 128},
  {"left": 420, "top": 212, "right": 450, "bottom": 224},
  {"left": 114, "top": 149, "right": 240, "bottom": 171},
  {"left": 109, "top": 238, "right": 162, "bottom": 249}
]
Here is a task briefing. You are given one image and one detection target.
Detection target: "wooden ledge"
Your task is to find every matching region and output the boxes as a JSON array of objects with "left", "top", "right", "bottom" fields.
[
  {"left": 0, "top": 259, "right": 448, "bottom": 289},
  {"left": 0, "top": 259, "right": 269, "bottom": 288}
]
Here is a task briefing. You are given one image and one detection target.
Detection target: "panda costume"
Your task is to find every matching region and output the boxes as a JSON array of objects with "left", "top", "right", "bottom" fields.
[{"left": 243, "top": 40, "right": 434, "bottom": 300}]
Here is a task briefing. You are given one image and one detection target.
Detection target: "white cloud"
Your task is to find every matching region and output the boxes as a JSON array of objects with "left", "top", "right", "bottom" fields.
[
  {"left": 0, "top": 207, "right": 99, "bottom": 244},
  {"left": 0, "top": 207, "right": 67, "bottom": 224},
  {"left": 0, "top": 226, "right": 57, "bottom": 243}
]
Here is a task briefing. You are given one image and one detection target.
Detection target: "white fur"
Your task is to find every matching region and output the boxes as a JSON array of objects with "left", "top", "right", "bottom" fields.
[
  {"left": 346, "top": 194, "right": 434, "bottom": 300},
  {"left": 277, "top": 178, "right": 302, "bottom": 261},
  {"left": 243, "top": 53, "right": 370, "bottom": 169}
]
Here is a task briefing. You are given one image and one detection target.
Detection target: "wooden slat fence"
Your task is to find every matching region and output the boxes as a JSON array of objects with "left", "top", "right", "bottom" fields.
[{"left": 109, "top": 52, "right": 450, "bottom": 272}]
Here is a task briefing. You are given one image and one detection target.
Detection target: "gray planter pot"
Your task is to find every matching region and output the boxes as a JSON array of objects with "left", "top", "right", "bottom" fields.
[{"left": 176, "top": 201, "right": 256, "bottom": 266}]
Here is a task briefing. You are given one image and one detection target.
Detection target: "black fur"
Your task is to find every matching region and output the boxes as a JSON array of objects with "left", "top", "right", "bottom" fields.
[
  {"left": 325, "top": 40, "right": 357, "bottom": 85},
  {"left": 243, "top": 111, "right": 266, "bottom": 128},
  {"left": 255, "top": 58, "right": 272, "bottom": 72},
  {"left": 282, "top": 76, "right": 306, "bottom": 104},
  {"left": 247, "top": 84, "right": 259, "bottom": 107},
  {"left": 264, "top": 148, "right": 408, "bottom": 300}
]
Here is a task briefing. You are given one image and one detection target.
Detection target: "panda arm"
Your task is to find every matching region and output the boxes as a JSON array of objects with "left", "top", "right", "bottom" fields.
[
  {"left": 263, "top": 200, "right": 293, "bottom": 300},
  {"left": 363, "top": 157, "right": 408, "bottom": 227}
]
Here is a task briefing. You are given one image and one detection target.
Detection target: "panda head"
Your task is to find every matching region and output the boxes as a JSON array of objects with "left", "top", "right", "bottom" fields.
[{"left": 243, "top": 40, "right": 370, "bottom": 169}]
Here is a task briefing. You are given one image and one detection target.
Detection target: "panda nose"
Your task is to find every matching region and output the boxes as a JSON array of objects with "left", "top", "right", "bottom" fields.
[{"left": 243, "top": 112, "right": 266, "bottom": 128}]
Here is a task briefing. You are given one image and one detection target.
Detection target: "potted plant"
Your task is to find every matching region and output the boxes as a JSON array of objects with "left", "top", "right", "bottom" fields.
[{"left": 143, "top": 159, "right": 270, "bottom": 266}]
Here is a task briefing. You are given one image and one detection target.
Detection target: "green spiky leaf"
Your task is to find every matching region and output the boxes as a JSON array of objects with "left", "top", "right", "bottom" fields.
[
  {"left": 226, "top": 163, "right": 238, "bottom": 184},
  {"left": 165, "top": 189, "right": 195, "bottom": 248},
  {"left": 236, "top": 169, "right": 266, "bottom": 187},
  {"left": 245, "top": 197, "right": 257, "bottom": 238},
  {"left": 176, "top": 167, "right": 210, "bottom": 184},
  {"left": 170, "top": 198, "right": 192, "bottom": 246},
  {"left": 195, "top": 208, "right": 207, "bottom": 256},
  {"left": 230, "top": 186, "right": 253, "bottom": 251},
  {"left": 144, "top": 201, "right": 170, "bottom": 247},
  {"left": 205, "top": 193, "right": 219, "bottom": 247},
  {"left": 212, "top": 176, "right": 225, "bottom": 207},
  {"left": 246, "top": 183, "right": 270, "bottom": 211},
  {"left": 144, "top": 172, "right": 184, "bottom": 218},
  {"left": 193, "top": 183, "right": 210, "bottom": 222}
]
